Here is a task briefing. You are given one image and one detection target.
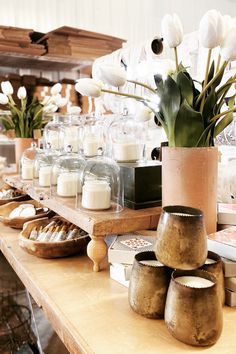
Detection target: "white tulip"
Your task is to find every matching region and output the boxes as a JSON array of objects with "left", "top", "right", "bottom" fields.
[
  {"left": 1, "top": 81, "right": 13, "bottom": 95},
  {"left": 221, "top": 28, "right": 236, "bottom": 61},
  {"left": 98, "top": 65, "right": 127, "bottom": 87},
  {"left": 222, "top": 15, "right": 233, "bottom": 38},
  {"left": 41, "top": 95, "right": 51, "bottom": 106},
  {"left": 51, "top": 83, "right": 62, "bottom": 95},
  {"left": 0, "top": 93, "right": 9, "bottom": 104},
  {"left": 68, "top": 106, "right": 81, "bottom": 114},
  {"left": 75, "top": 78, "right": 102, "bottom": 98},
  {"left": 56, "top": 97, "right": 68, "bottom": 108},
  {"left": 161, "top": 13, "right": 183, "bottom": 48},
  {"left": 134, "top": 106, "right": 154, "bottom": 122},
  {"left": 17, "top": 86, "right": 27, "bottom": 100},
  {"left": 199, "top": 10, "right": 224, "bottom": 48},
  {"left": 43, "top": 103, "right": 58, "bottom": 113}
]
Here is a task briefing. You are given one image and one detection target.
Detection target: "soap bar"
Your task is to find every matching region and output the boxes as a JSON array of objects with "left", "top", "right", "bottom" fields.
[{"left": 9, "top": 204, "right": 36, "bottom": 219}]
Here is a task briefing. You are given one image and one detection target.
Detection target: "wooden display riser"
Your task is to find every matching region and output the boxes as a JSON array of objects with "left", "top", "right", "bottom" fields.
[
  {"left": 0, "top": 224, "right": 235, "bottom": 354},
  {"left": 3, "top": 175, "right": 161, "bottom": 271}
]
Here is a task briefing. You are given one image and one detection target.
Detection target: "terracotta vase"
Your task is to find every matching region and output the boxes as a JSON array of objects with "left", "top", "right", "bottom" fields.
[
  {"left": 161, "top": 147, "right": 218, "bottom": 234},
  {"left": 15, "top": 138, "right": 35, "bottom": 172}
]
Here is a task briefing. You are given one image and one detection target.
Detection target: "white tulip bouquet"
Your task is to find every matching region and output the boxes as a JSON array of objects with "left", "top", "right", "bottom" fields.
[
  {"left": 76, "top": 9, "right": 236, "bottom": 147},
  {"left": 0, "top": 81, "right": 67, "bottom": 138}
]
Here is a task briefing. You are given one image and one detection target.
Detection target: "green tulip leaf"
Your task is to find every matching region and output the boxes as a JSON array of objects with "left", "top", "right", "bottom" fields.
[
  {"left": 214, "top": 112, "right": 233, "bottom": 138},
  {"left": 207, "top": 61, "right": 215, "bottom": 83},
  {"left": 202, "top": 88, "right": 217, "bottom": 125},
  {"left": 159, "top": 75, "right": 181, "bottom": 146},
  {"left": 176, "top": 71, "right": 194, "bottom": 106},
  {"left": 174, "top": 100, "right": 204, "bottom": 147}
]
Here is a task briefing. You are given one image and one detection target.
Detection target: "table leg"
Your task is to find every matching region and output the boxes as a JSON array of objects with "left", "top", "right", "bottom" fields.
[{"left": 87, "top": 235, "right": 107, "bottom": 272}]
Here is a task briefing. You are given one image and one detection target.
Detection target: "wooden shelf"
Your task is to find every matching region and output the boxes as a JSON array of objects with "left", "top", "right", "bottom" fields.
[
  {"left": 1, "top": 224, "right": 235, "bottom": 354},
  {"left": 4, "top": 175, "right": 161, "bottom": 271},
  {"left": 0, "top": 51, "right": 92, "bottom": 71}
]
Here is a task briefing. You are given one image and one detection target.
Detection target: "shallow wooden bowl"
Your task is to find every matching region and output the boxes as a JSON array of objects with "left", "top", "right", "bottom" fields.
[
  {"left": 19, "top": 217, "right": 90, "bottom": 258},
  {"left": 0, "top": 200, "right": 54, "bottom": 229},
  {"left": 0, "top": 183, "right": 30, "bottom": 206}
]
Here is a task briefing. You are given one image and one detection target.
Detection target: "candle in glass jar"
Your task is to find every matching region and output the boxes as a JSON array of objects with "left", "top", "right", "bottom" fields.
[
  {"left": 39, "top": 166, "right": 52, "bottom": 187},
  {"left": 175, "top": 276, "right": 214, "bottom": 288},
  {"left": 140, "top": 260, "right": 163, "bottom": 266},
  {"left": 48, "top": 131, "right": 60, "bottom": 150},
  {"left": 205, "top": 258, "right": 217, "bottom": 264},
  {"left": 113, "top": 141, "right": 141, "bottom": 162},
  {"left": 57, "top": 172, "right": 80, "bottom": 197},
  {"left": 82, "top": 180, "right": 111, "bottom": 210},
  {"left": 83, "top": 136, "right": 102, "bottom": 156},
  {"left": 21, "top": 163, "right": 34, "bottom": 180}
]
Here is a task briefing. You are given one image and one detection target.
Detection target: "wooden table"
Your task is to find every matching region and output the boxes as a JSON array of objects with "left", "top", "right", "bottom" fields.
[
  {"left": 0, "top": 224, "right": 235, "bottom": 354},
  {"left": 4, "top": 175, "right": 162, "bottom": 271}
]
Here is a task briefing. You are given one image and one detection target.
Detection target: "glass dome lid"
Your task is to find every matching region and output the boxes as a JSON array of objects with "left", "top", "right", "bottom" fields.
[
  {"left": 33, "top": 143, "right": 59, "bottom": 189},
  {"left": 77, "top": 155, "right": 124, "bottom": 213},
  {"left": 108, "top": 113, "right": 145, "bottom": 163},
  {"left": 20, "top": 142, "right": 42, "bottom": 181},
  {"left": 51, "top": 146, "right": 86, "bottom": 198}
]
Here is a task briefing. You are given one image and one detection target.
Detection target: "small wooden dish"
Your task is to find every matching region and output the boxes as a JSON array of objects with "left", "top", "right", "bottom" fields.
[
  {"left": 0, "top": 200, "right": 54, "bottom": 229},
  {"left": 0, "top": 183, "right": 30, "bottom": 206},
  {"left": 19, "top": 217, "right": 90, "bottom": 258}
]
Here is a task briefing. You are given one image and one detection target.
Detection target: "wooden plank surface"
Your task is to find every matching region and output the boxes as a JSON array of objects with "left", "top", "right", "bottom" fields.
[
  {"left": 0, "top": 224, "right": 236, "bottom": 354},
  {"left": 4, "top": 175, "right": 161, "bottom": 236}
]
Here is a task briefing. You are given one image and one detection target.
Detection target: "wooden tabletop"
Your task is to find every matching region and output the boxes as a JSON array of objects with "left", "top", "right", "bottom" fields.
[{"left": 0, "top": 224, "right": 235, "bottom": 354}]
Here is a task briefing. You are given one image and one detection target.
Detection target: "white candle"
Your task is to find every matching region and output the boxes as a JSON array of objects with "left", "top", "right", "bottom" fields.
[
  {"left": 83, "top": 136, "right": 102, "bottom": 156},
  {"left": 39, "top": 166, "right": 52, "bottom": 187},
  {"left": 48, "top": 131, "right": 60, "bottom": 150},
  {"left": 140, "top": 260, "right": 163, "bottom": 266},
  {"left": 57, "top": 172, "right": 80, "bottom": 197},
  {"left": 113, "top": 142, "right": 141, "bottom": 162},
  {"left": 64, "top": 137, "right": 79, "bottom": 152},
  {"left": 175, "top": 276, "right": 214, "bottom": 288},
  {"left": 82, "top": 180, "right": 111, "bottom": 210},
  {"left": 205, "top": 258, "right": 217, "bottom": 264},
  {"left": 21, "top": 163, "right": 34, "bottom": 180}
]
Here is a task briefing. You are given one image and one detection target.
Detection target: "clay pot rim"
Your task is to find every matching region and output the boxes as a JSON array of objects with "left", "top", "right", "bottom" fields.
[
  {"left": 162, "top": 146, "right": 218, "bottom": 151},
  {"left": 134, "top": 251, "right": 166, "bottom": 268},
  {"left": 205, "top": 250, "right": 222, "bottom": 264},
  {"left": 163, "top": 205, "right": 203, "bottom": 218},
  {"left": 171, "top": 269, "right": 217, "bottom": 290}
]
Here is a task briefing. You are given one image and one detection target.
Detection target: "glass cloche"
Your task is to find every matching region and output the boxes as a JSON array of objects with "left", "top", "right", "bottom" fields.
[
  {"left": 108, "top": 113, "right": 145, "bottom": 162},
  {"left": 43, "top": 113, "right": 71, "bottom": 151},
  {"left": 33, "top": 143, "right": 59, "bottom": 189},
  {"left": 20, "top": 142, "right": 42, "bottom": 180},
  {"left": 76, "top": 153, "right": 124, "bottom": 213},
  {"left": 82, "top": 114, "right": 106, "bottom": 158},
  {"left": 59, "top": 114, "right": 85, "bottom": 153},
  {"left": 51, "top": 146, "right": 86, "bottom": 198}
]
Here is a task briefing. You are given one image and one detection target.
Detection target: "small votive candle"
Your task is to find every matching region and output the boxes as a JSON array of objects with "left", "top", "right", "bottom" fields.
[
  {"left": 205, "top": 258, "right": 217, "bottom": 264},
  {"left": 39, "top": 166, "right": 52, "bottom": 187},
  {"left": 113, "top": 141, "right": 141, "bottom": 162},
  {"left": 57, "top": 172, "right": 80, "bottom": 197},
  {"left": 83, "top": 136, "right": 102, "bottom": 156},
  {"left": 82, "top": 180, "right": 111, "bottom": 210},
  {"left": 175, "top": 276, "right": 214, "bottom": 288},
  {"left": 139, "top": 260, "right": 163, "bottom": 266},
  {"left": 21, "top": 163, "right": 34, "bottom": 180}
]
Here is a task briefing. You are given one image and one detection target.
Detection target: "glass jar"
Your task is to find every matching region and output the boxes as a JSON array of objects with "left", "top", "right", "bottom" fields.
[
  {"left": 59, "top": 114, "right": 85, "bottom": 153},
  {"left": 33, "top": 144, "right": 59, "bottom": 189},
  {"left": 43, "top": 113, "right": 71, "bottom": 151},
  {"left": 77, "top": 154, "right": 123, "bottom": 213},
  {"left": 108, "top": 113, "right": 145, "bottom": 162},
  {"left": 82, "top": 115, "right": 106, "bottom": 158},
  {"left": 51, "top": 147, "right": 86, "bottom": 198},
  {"left": 20, "top": 142, "right": 41, "bottom": 180}
]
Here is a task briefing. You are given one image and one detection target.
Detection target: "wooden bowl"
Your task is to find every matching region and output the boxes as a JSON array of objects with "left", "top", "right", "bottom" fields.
[
  {"left": 19, "top": 217, "right": 90, "bottom": 258},
  {"left": 0, "top": 200, "right": 54, "bottom": 229},
  {"left": 0, "top": 183, "right": 30, "bottom": 206}
]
